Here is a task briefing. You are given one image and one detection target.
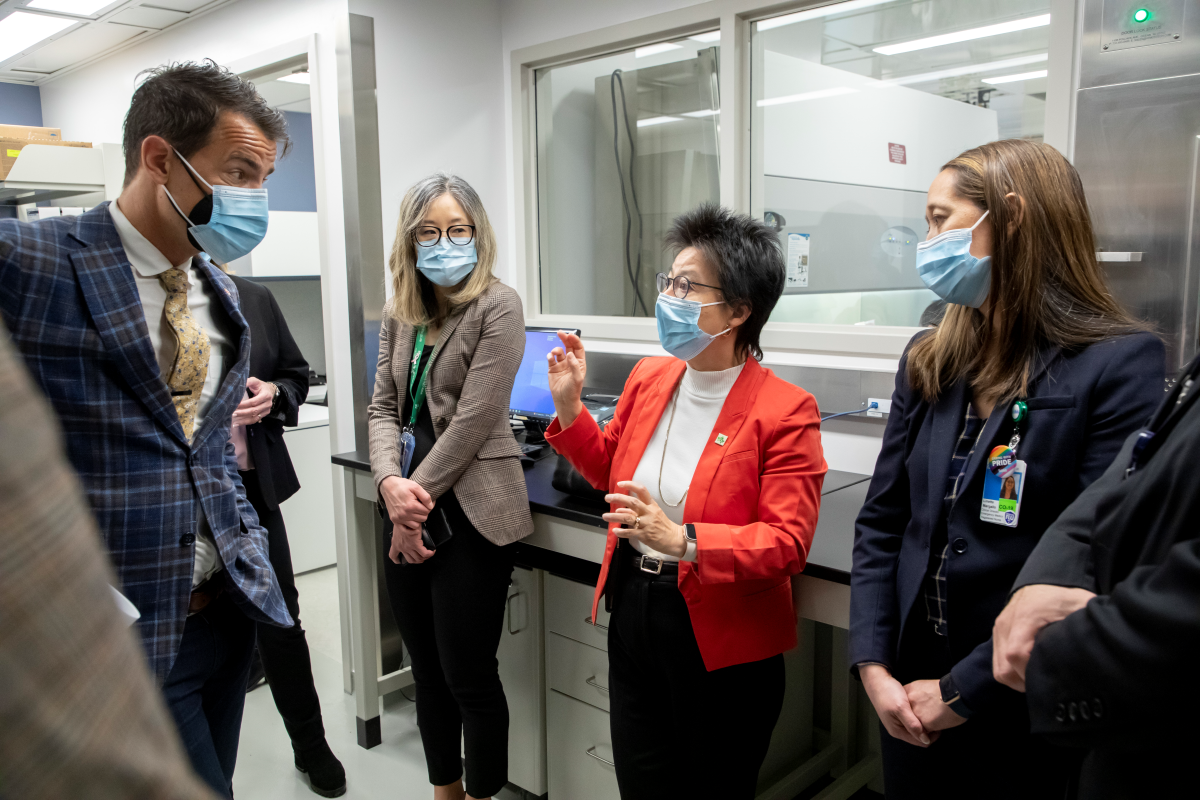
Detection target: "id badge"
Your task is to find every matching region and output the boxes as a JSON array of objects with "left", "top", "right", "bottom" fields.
[
  {"left": 399, "top": 427, "right": 416, "bottom": 478},
  {"left": 981, "top": 459, "right": 1025, "bottom": 527}
]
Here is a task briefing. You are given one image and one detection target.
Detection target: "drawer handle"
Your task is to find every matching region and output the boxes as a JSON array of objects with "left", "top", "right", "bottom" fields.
[
  {"left": 585, "top": 675, "right": 609, "bottom": 694},
  {"left": 585, "top": 615, "right": 609, "bottom": 632},
  {"left": 585, "top": 745, "right": 615, "bottom": 767},
  {"left": 506, "top": 591, "right": 525, "bottom": 634}
]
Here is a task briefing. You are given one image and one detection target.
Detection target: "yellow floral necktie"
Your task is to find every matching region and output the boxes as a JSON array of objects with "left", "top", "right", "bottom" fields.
[{"left": 159, "top": 267, "right": 210, "bottom": 442}]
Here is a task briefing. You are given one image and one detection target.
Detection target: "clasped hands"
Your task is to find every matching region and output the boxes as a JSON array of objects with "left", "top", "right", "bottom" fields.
[
  {"left": 380, "top": 475, "right": 435, "bottom": 565},
  {"left": 603, "top": 481, "right": 688, "bottom": 559},
  {"left": 232, "top": 377, "right": 276, "bottom": 426},
  {"left": 864, "top": 583, "right": 1096, "bottom": 748}
]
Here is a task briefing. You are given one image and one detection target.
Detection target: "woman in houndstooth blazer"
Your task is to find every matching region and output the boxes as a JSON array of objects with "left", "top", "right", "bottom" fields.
[{"left": 368, "top": 173, "right": 531, "bottom": 800}]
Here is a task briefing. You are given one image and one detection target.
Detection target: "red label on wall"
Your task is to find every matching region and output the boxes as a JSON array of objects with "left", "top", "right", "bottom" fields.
[{"left": 888, "top": 143, "right": 907, "bottom": 164}]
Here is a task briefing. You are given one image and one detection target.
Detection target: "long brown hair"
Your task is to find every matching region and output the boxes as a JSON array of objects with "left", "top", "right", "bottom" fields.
[
  {"left": 907, "top": 139, "right": 1144, "bottom": 404},
  {"left": 387, "top": 172, "right": 498, "bottom": 328}
]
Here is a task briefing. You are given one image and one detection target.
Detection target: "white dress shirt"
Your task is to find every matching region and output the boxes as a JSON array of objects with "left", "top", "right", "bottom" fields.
[
  {"left": 109, "top": 199, "right": 234, "bottom": 588},
  {"left": 630, "top": 361, "right": 745, "bottom": 562}
]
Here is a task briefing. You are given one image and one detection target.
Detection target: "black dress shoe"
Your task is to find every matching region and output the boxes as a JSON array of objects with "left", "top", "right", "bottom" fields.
[{"left": 294, "top": 739, "right": 347, "bottom": 798}]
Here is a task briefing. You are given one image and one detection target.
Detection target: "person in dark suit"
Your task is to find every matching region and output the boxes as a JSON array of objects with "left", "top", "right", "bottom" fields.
[
  {"left": 0, "top": 62, "right": 293, "bottom": 798},
  {"left": 226, "top": 274, "right": 346, "bottom": 797},
  {"left": 849, "top": 139, "right": 1165, "bottom": 799},
  {"left": 992, "top": 354, "right": 1200, "bottom": 799}
]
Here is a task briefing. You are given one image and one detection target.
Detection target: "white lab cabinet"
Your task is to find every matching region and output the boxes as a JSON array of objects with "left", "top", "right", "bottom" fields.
[
  {"left": 497, "top": 565, "right": 548, "bottom": 796},
  {"left": 279, "top": 404, "right": 336, "bottom": 574}
]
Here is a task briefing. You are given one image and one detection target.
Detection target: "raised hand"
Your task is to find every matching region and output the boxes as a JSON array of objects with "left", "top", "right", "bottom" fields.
[{"left": 546, "top": 330, "right": 587, "bottom": 427}]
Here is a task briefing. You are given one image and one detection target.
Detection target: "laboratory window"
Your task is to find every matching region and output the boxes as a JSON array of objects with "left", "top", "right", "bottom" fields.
[
  {"left": 753, "top": 0, "right": 1052, "bottom": 327},
  {"left": 534, "top": 32, "right": 722, "bottom": 317}
]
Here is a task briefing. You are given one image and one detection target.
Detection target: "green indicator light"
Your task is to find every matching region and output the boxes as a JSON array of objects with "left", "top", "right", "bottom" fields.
[{"left": 1133, "top": 8, "right": 1151, "bottom": 23}]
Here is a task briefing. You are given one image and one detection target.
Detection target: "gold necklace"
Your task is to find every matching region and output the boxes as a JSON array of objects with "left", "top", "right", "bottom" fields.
[{"left": 658, "top": 387, "right": 687, "bottom": 508}]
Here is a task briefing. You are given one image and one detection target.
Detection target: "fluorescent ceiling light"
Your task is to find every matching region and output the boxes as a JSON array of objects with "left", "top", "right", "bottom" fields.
[
  {"left": 278, "top": 71, "right": 310, "bottom": 85},
  {"left": 881, "top": 53, "right": 1048, "bottom": 86},
  {"left": 636, "top": 115, "right": 679, "bottom": 127},
  {"left": 26, "top": 0, "right": 112, "bottom": 14},
  {"left": 982, "top": 69, "right": 1048, "bottom": 85},
  {"left": 0, "top": 12, "right": 75, "bottom": 63},
  {"left": 874, "top": 14, "right": 1051, "bottom": 56},
  {"left": 758, "top": 0, "right": 895, "bottom": 32},
  {"left": 635, "top": 42, "right": 682, "bottom": 58},
  {"left": 681, "top": 108, "right": 719, "bottom": 118},
  {"left": 688, "top": 31, "right": 721, "bottom": 43},
  {"left": 757, "top": 86, "right": 857, "bottom": 108}
]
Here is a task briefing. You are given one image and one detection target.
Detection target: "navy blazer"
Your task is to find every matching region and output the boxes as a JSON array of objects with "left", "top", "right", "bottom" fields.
[
  {"left": 0, "top": 203, "right": 292, "bottom": 681},
  {"left": 850, "top": 330, "right": 1165, "bottom": 712}
]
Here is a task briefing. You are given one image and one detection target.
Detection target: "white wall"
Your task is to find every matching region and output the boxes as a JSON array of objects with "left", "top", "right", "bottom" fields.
[{"left": 349, "top": 0, "right": 507, "bottom": 285}]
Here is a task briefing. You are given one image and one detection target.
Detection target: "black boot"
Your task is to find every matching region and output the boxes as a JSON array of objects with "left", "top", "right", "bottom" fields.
[{"left": 293, "top": 739, "right": 347, "bottom": 798}]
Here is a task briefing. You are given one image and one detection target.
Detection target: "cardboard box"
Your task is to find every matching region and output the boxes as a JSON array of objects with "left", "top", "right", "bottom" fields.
[
  {"left": 0, "top": 124, "right": 62, "bottom": 141},
  {"left": 0, "top": 138, "right": 92, "bottom": 181}
]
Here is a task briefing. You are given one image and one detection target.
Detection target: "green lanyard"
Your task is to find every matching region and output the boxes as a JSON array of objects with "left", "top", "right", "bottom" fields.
[{"left": 406, "top": 326, "right": 436, "bottom": 430}]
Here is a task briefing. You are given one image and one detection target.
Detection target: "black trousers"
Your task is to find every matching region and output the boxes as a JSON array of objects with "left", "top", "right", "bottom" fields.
[
  {"left": 879, "top": 617, "right": 1079, "bottom": 800},
  {"left": 240, "top": 469, "right": 327, "bottom": 751},
  {"left": 382, "top": 492, "right": 515, "bottom": 798},
  {"left": 607, "top": 564, "right": 785, "bottom": 800}
]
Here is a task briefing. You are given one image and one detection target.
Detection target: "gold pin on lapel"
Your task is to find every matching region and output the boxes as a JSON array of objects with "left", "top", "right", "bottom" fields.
[{"left": 715, "top": 433, "right": 727, "bottom": 446}]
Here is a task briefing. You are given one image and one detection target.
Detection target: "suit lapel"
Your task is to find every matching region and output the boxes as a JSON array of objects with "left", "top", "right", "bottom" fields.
[
  {"left": 685, "top": 359, "right": 766, "bottom": 521},
  {"left": 958, "top": 346, "right": 1063, "bottom": 490},
  {"left": 69, "top": 208, "right": 188, "bottom": 446},
  {"left": 926, "top": 380, "right": 967, "bottom": 522},
  {"left": 612, "top": 359, "right": 685, "bottom": 490},
  {"left": 191, "top": 258, "right": 250, "bottom": 449}
]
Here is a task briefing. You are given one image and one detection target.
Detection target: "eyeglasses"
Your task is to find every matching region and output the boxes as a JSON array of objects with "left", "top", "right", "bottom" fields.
[
  {"left": 415, "top": 225, "right": 476, "bottom": 247},
  {"left": 656, "top": 272, "right": 722, "bottom": 300}
]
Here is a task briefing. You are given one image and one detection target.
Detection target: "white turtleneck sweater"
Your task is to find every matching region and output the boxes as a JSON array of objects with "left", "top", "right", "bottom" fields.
[{"left": 630, "top": 360, "right": 745, "bottom": 562}]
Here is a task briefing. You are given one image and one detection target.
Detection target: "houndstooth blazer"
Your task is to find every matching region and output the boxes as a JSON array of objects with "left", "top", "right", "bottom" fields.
[
  {"left": 0, "top": 203, "right": 292, "bottom": 682},
  {"left": 368, "top": 280, "right": 533, "bottom": 545}
]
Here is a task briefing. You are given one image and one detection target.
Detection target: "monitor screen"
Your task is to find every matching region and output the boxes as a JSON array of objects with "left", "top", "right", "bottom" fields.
[{"left": 510, "top": 328, "right": 575, "bottom": 420}]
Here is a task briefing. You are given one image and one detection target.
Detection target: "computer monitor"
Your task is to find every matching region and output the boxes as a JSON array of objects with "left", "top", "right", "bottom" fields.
[{"left": 510, "top": 327, "right": 579, "bottom": 421}]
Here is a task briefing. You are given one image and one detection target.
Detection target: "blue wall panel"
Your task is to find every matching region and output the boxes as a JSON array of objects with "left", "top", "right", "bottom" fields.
[
  {"left": 269, "top": 110, "right": 317, "bottom": 212},
  {"left": 0, "top": 83, "right": 44, "bottom": 128}
]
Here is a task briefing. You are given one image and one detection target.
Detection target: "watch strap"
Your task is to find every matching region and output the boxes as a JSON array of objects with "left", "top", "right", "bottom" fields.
[{"left": 939, "top": 673, "right": 973, "bottom": 719}]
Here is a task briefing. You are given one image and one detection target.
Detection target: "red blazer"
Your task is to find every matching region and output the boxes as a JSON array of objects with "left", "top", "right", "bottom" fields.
[{"left": 545, "top": 356, "right": 827, "bottom": 671}]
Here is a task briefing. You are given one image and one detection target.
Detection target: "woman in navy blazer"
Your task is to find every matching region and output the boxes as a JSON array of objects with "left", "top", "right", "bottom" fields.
[{"left": 850, "top": 140, "right": 1165, "bottom": 799}]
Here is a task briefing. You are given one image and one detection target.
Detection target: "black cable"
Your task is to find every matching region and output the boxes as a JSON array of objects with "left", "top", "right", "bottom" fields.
[
  {"left": 613, "top": 71, "right": 647, "bottom": 315},
  {"left": 610, "top": 70, "right": 648, "bottom": 316}
]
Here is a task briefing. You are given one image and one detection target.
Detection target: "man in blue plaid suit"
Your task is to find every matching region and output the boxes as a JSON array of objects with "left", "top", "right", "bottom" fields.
[{"left": 0, "top": 62, "right": 295, "bottom": 798}]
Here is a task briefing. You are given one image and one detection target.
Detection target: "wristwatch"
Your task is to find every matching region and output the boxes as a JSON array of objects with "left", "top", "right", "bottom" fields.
[
  {"left": 939, "top": 673, "right": 973, "bottom": 719},
  {"left": 268, "top": 382, "right": 283, "bottom": 414},
  {"left": 684, "top": 524, "right": 697, "bottom": 544}
]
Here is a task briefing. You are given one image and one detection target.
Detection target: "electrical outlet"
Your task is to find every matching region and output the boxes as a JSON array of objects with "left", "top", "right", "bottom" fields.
[{"left": 867, "top": 397, "right": 892, "bottom": 417}]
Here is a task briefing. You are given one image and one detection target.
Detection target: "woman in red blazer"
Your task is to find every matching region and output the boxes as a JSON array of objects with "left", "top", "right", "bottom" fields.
[{"left": 545, "top": 204, "right": 827, "bottom": 799}]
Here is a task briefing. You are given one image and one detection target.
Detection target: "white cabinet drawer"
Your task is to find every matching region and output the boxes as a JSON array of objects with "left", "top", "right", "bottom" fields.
[
  {"left": 547, "top": 690, "right": 621, "bottom": 800},
  {"left": 547, "top": 632, "right": 610, "bottom": 712},
  {"left": 545, "top": 573, "right": 610, "bottom": 651}
]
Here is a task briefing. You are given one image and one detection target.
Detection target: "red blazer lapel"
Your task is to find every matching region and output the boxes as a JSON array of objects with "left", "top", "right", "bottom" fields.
[{"left": 683, "top": 358, "right": 768, "bottom": 523}]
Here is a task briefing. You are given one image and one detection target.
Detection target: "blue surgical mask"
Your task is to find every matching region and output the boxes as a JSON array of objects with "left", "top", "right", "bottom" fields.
[
  {"left": 916, "top": 210, "right": 992, "bottom": 308},
  {"left": 164, "top": 149, "right": 269, "bottom": 264},
  {"left": 655, "top": 293, "right": 730, "bottom": 362},
  {"left": 417, "top": 239, "right": 478, "bottom": 287}
]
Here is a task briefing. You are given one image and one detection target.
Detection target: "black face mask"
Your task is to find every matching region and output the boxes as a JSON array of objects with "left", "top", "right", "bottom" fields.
[{"left": 166, "top": 151, "right": 215, "bottom": 251}]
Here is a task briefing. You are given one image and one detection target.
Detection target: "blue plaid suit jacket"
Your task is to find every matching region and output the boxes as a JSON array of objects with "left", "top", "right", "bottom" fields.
[{"left": 0, "top": 202, "right": 292, "bottom": 681}]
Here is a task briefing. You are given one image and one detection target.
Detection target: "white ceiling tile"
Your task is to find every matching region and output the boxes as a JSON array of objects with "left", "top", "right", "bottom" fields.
[
  {"left": 109, "top": 5, "right": 188, "bottom": 29},
  {"left": 6, "top": 20, "right": 143, "bottom": 72},
  {"left": 139, "top": 0, "right": 215, "bottom": 11}
]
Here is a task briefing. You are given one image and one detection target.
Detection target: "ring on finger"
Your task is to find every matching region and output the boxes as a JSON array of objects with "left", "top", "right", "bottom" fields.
[{"left": 633, "top": 515, "right": 641, "bottom": 529}]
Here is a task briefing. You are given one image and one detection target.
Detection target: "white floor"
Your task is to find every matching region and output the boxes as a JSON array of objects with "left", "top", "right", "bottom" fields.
[{"left": 233, "top": 566, "right": 524, "bottom": 800}]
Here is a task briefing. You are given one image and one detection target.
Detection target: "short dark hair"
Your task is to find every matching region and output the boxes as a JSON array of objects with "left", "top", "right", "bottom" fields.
[
  {"left": 665, "top": 203, "right": 785, "bottom": 361},
  {"left": 920, "top": 299, "right": 947, "bottom": 327},
  {"left": 122, "top": 60, "right": 290, "bottom": 185}
]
